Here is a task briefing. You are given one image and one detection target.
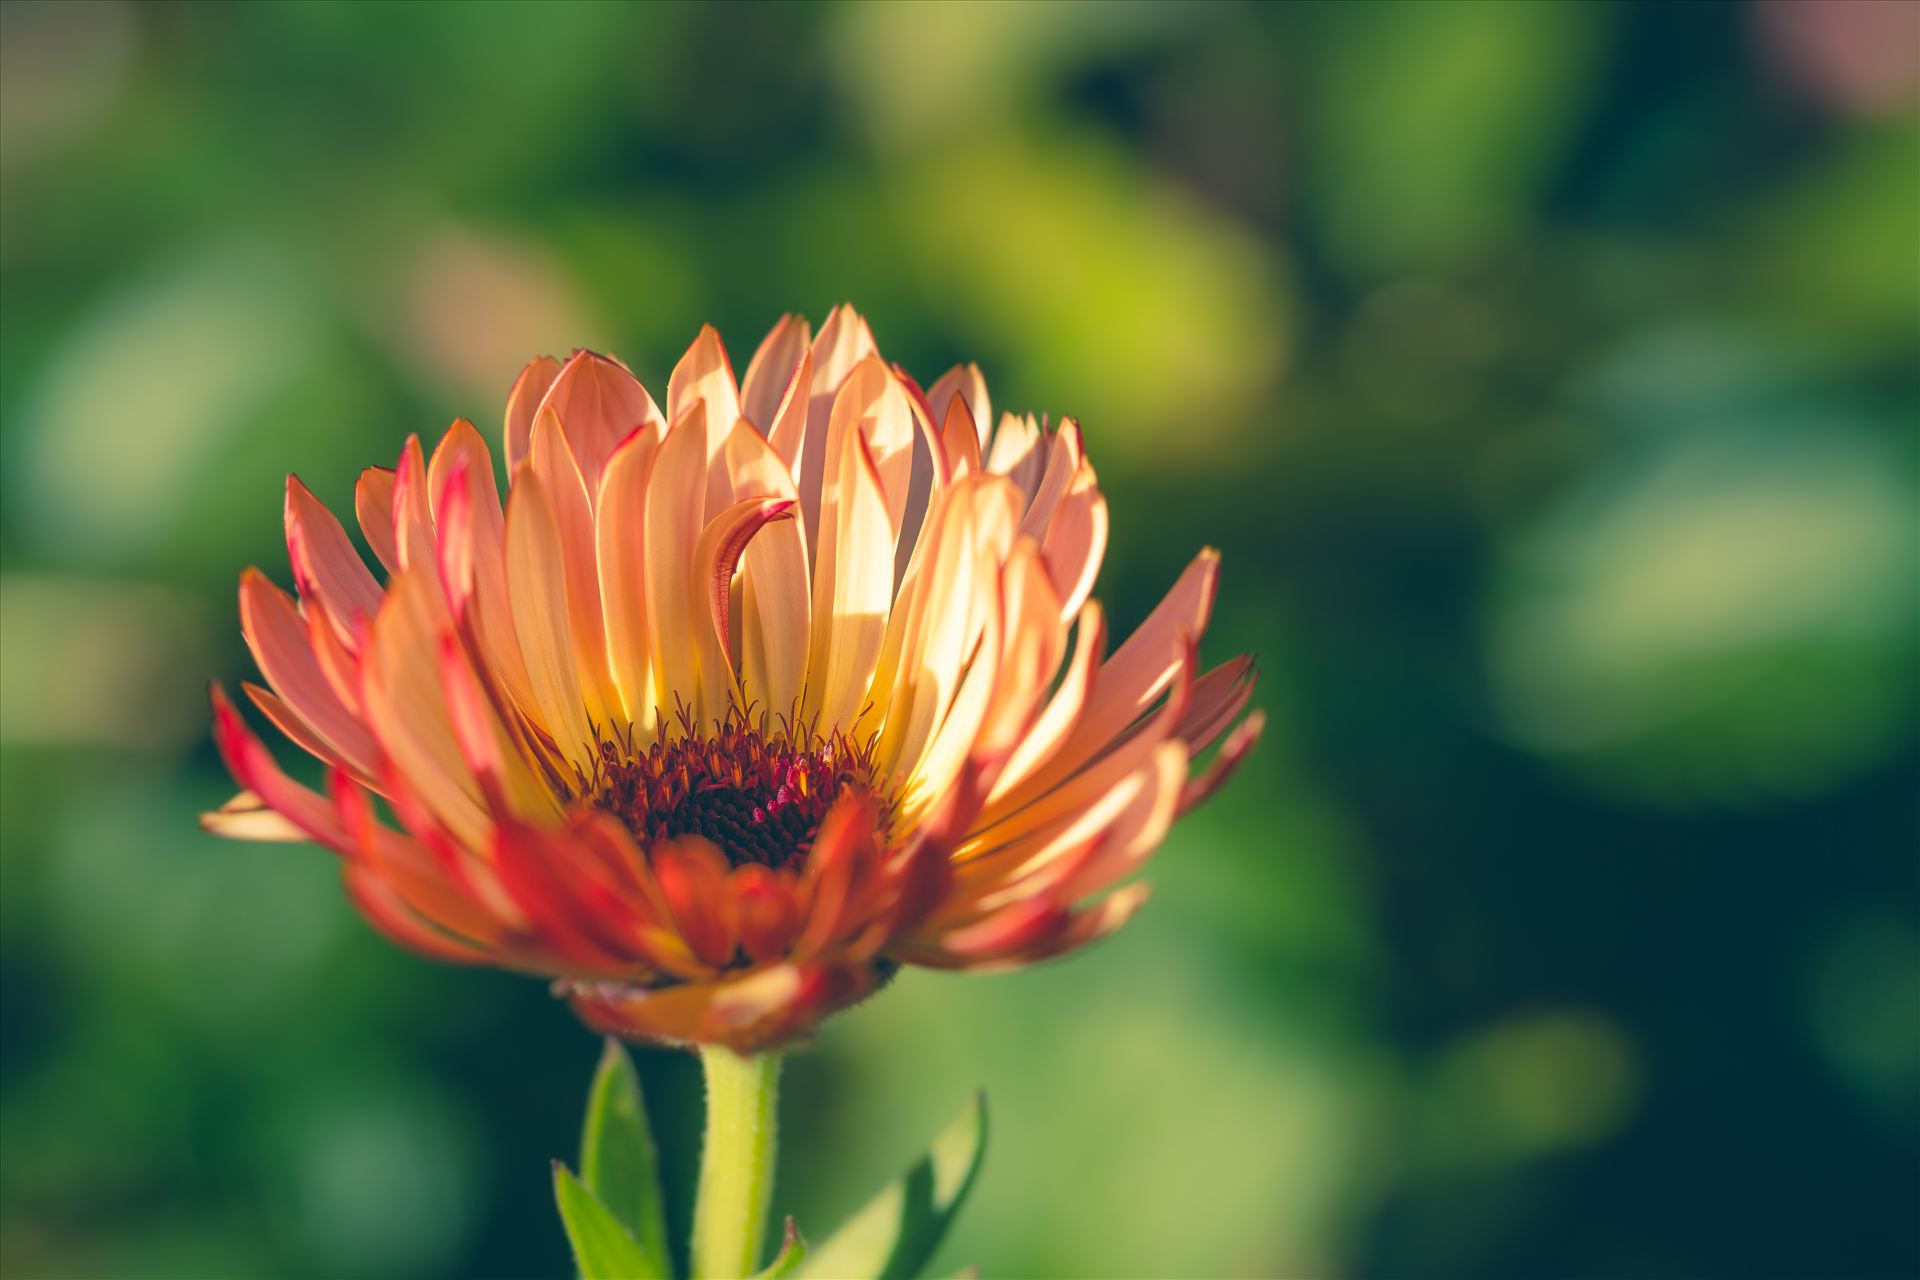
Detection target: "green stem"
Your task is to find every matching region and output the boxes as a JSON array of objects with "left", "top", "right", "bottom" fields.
[{"left": 692, "top": 1047, "right": 783, "bottom": 1280}]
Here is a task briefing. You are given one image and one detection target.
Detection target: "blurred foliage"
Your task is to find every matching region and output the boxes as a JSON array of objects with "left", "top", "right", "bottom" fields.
[{"left": 2, "top": 2, "right": 1915, "bottom": 1278}]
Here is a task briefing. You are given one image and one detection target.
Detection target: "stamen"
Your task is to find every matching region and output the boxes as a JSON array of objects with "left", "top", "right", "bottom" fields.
[{"left": 591, "top": 705, "right": 882, "bottom": 869}]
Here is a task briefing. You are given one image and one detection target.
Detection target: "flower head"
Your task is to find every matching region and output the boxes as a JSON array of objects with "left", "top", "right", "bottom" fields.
[{"left": 204, "top": 308, "right": 1262, "bottom": 1051}]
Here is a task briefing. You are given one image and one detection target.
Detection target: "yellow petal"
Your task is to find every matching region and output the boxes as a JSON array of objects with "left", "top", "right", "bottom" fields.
[
  {"left": 200, "top": 790, "right": 308, "bottom": 842},
  {"left": 876, "top": 475, "right": 1019, "bottom": 776},
  {"left": 536, "top": 349, "right": 663, "bottom": 496},
  {"left": 427, "top": 420, "right": 539, "bottom": 719},
  {"left": 504, "top": 353, "right": 563, "bottom": 475},
  {"left": 797, "top": 305, "right": 878, "bottom": 546},
  {"left": 692, "top": 496, "right": 797, "bottom": 724},
  {"left": 937, "top": 388, "right": 983, "bottom": 480},
  {"left": 355, "top": 466, "right": 399, "bottom": 574},
  {"left": 897, "top": 535, "right": 1056, "bottom": 824},
  {"left": 808, "top": 426, "right": 895, "bottom": 731},
  {"left": 645, "top": 405, "right": 710, "bottom": 726},
  {"left": 504, "top": 467, "right": 597, "bottom": 770},
  {"left": 667, "top": 324, "right": 748, "bottom": 520},
  {"left": 284, "top": 475, "right": 384, "bottom": 643},
  {"left": 595, "top": 424, "right": 664, "bottom": 733},
  {"left": 987, "top": 601, "right": 1105, "bottom": 806},
  {"left": 974, "top": 537, "right": 1067, "bottom": 765},
  {"left": 392, "top": 435, "right": 437, "bottom": 572},
  {"left": 950, "top": 741, "right": 1179, "bottom": 915},
  {"left": 1015, "top": 421, "right": 1081, "bottom": 543},
  {"left": 764, "top": 346, "right": 813, "bottom": 471},
  {"left": 722, "top": 423, "right": 812, "bottom": 718},
  {"left": 529, "top": 406, "right": 622, "bottom": 730},
  {"left": 359, "top": 567, "right": 493, "bottom": 848},
  {"left": 926, "top": 362, "right": 992, "bottom": 457},
  {"left": 820, "top": 354, "right": 916, "bottom": 539},
  {"left": 740, "top": 313, "right": 812, "bottom": 435},
  {"left": 1040, "top": 457, "right": 1109, "bottom": 621},
  {"left": 238, "top": 569, "right": 378, "bottom": 772},
  {"left": 1002, "top": 548, "right": 1214, "bottom": 810},
  {"left": 985, "top": 412, "right": 1045, "bottom": 499}
]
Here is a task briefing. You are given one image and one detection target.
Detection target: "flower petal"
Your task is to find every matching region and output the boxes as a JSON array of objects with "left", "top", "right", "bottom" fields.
[
  {"left": 199, "top": 790, "right": 308, "bottom": 842},
  {"left": 721, "top": 423, "right": 811, "bottom": 718},
  {"left": 529, "top": 406, "right": 623, "bottom": 729},
  {"left": 208, "top": 684, "right": 352, "bottom": 850},
  {"left": 504, "top": 353, "right": 564, "bottom": 475},
  {"left": 1180, "top": 708, "right": 1265, "bottom": 815},
  {"left": 595, "top": 424, "right": 665, "bottom": 731},
  {"left": 808, "top": 427, "right": 895, "bottom": 730},
  {"left": 358, "top": 567, "right": 493, "bottom": 849},
  {"left": 740, "top": 313, "right": 811, "bottom": 436},
  {"left": 926, "top": 362, "right": 992, "bottom": 457},
  {"left": 238, "top": 568, "right": 379, "bottom": 772},
  {"left": 874, "top": 476, "right": 1020, "bottom": 778},
  {"left": 428, "top": 421, "right": 540, "bottom": 719},
  {"left": 819, "top": 354, "right": 916, "bottom": 542},
  {"left": 937, "top": 389, "right": 984, "bottom": 480},
  {"left": 1039, "top": 456, "right": 1109, "bottom": 622},
  {"left": 244, "top": 681, "right": 361, "bottom": 779},
  {"left": 391, "top": 435, "right": 438, "bottom": 573},
  {"left": 730, "top": 864, "right": 801, "bottom": 963},
  {"left": 666, "top": 323, "right": 743, "bottom": 516},
  {"left": 797, "top": 304, "right": 878, "bottom": 547},
  {"left": 644, "top": 404, "right": 710, "bottom": 726},
  {"left": 995, "top": 549, "right": 1217, "bottom": 810},
  {"left": 537, "top": 349, "right": 664, "bottom": 496},
  {"left": 985, "top": 413, "right": 1045, "bottom": 500},
  {"left": 355, "top": 466, "right": 399, "bottom": 574},
  {"left": 763, "top": 345, "right": 813, "bottom": 472},
  {"left": 692, "top": 496, "right": 796, "bottom": 724},
  {"left": 651, "top": 837, "right": 739, "bottom": 969},
  {"left": 504, "top": 466, "right": 598, "bottom": 770},
  {"left": 285, "top": 475, "right": 384, "bottom": 644}
]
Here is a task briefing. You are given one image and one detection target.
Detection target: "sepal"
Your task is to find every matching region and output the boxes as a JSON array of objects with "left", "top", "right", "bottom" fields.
[{"left": 750, "top": 1216, "right": 808, "bottom": 1280}]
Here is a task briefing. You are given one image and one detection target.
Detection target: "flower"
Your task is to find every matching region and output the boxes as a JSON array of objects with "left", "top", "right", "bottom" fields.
[{"left": 203, "top": 307, "right": 1262, "bottom": 1051}]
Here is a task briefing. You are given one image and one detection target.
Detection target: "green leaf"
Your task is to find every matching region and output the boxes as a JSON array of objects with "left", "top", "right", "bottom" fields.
[
  {"left": 797, "top": 1093, "right": 987, "bottom": 1280},
  {"left": 553, "top": 1161, "right": 666, "bottom": 1280},
  {"left": 751, "top": 1216, "right": 808, "bottom": 1279},
  {"left": 580, "top": 1039, "right": 670, "bottom": 1271}
]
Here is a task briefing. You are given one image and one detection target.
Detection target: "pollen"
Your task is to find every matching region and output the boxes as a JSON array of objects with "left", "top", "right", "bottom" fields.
[{"left": 589, "top": 707, "right": 883, "bottom": 870}]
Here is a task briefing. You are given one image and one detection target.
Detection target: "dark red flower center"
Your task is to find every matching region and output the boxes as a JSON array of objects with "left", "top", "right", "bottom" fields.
[{"left": 590, "top": 711, "right": 878, "bottom": 869}]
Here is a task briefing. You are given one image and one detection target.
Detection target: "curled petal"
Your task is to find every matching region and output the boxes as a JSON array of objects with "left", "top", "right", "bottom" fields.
[{"left": 692, "top": 496, "right": 795, "bottom": 720}]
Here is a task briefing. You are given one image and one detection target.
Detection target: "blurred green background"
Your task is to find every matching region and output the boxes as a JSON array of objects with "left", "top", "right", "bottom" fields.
[{"left": 2, "top": 2, "right": 1915, "bottom": 1277}]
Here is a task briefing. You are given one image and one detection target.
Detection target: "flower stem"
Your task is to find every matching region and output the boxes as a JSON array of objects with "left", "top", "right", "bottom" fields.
[{"left": 692, "top": 1046, "right": 783, "bottom": 1279}]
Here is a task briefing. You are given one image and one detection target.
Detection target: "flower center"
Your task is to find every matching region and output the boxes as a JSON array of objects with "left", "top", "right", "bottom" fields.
[{"left": 591, "top": 711, "right": 878, "bottom": 870}]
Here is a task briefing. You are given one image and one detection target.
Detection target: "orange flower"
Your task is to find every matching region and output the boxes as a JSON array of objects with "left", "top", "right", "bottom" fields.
[{"left": 203, "top": 308, "right": 1262, "bottom": 1051}]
